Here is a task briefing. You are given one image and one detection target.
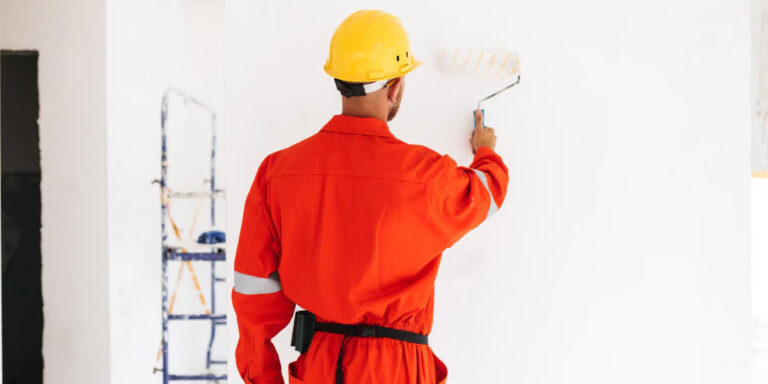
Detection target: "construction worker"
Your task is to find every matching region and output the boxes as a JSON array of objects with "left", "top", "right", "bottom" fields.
[{"left": 232, "top": 9, "right": 508, "bottom": 384}]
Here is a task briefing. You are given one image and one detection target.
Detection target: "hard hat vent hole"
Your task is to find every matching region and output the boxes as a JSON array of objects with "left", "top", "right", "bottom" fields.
[
  {"left": 406, "top": 51, "right": 409, "bottom": 57},
  {"left": 396, "top": 55, "right": 400, "bottom": 62}
]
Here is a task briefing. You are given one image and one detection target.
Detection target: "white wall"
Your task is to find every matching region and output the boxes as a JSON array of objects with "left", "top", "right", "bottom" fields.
[
  {"left": 0, "top": 0, "right": 752, "bottom": 382},
  {"left": 107, "top": 0, "right": 226, "bottom": 383},
  {"left": 1, "top": 0, "right": 110, "bottom": 383},
  {"left": 753, "top": 179, "right": 768, "bottom": 383},
  {"left": 226, "top": 1, "right": 751, "bottom": 383},
  {"left": 752, "top": 0, "right": 768, "bottom": 382},
  {"left": 106, "top": 0, "right": 176, "bottom": 382}
]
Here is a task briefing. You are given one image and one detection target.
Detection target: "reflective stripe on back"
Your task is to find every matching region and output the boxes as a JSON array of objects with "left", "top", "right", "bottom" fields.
[
  {"left": 234, "top": 271, "right": 282, "bottom": 295},
  {"left": 471, "top": 168, "right": 499, "bottom": 218}
]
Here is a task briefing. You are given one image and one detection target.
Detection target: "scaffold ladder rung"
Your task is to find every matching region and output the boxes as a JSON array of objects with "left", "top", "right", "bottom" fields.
[
  {"left": 166, "top": 251, "right": 226, "bottom": 262},
  {"left": 168, "top": 374, "right": 227, "bottom": 381},
  {"left": 167, "top": 190, "right": 226, "bottom": 199},
  {"left": 168, "top": 314, "right": 226, "bottom": 321}
]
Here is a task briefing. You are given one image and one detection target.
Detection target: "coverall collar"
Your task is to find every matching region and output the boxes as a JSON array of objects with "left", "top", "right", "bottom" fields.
[{"left": 320, "top": 114, "right": 395, "bottom": 139}]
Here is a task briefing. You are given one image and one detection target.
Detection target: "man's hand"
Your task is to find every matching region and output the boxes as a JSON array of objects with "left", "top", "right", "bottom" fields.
[{"left": 470, "top": 109, "right": 497, "bottom": 154}]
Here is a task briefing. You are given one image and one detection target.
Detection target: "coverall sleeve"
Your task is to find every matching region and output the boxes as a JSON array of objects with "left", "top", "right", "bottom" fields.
[
  {"left": 428, "top": 146, "right": 509, "bottom": 248},
  {"left": 232, "top": 156, "right": 295, "bottom": 384}
]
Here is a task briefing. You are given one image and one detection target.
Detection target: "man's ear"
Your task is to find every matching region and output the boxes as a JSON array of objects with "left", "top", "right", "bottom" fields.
[{"left": 387, "top": 77, "right": 402, "bottom": 105}]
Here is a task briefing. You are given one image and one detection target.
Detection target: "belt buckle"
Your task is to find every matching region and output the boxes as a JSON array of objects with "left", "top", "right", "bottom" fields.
[{"left": 357, "top": 325, "right": 377, "bottom": 337}]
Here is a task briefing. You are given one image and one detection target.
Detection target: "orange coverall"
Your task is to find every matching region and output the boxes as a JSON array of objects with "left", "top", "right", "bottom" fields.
[{"left": 232, "top": 115, "right": 509, "bottom": 383}]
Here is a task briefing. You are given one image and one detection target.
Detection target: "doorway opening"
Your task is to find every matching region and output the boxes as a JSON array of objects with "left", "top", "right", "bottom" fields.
[{"left": 1, "top": 50, "right": 43, "bottom": 384}]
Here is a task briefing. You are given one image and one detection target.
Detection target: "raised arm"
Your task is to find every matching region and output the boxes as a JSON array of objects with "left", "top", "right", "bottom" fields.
[{"left": 427, "top": 110, "right": 509, "bottom": 247}]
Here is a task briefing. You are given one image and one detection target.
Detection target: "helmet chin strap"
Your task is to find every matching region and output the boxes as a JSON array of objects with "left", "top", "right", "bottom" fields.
[{"left": 361, "top": 80, "right": 389, "bottom": 94}]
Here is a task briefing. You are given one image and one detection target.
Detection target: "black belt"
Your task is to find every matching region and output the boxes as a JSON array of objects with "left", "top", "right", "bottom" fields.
[
  {"left": 315, "top": 322, "right": 429, "bottom": 345},
  {"left": 290, "top": 310, "right": 429, "bottom": 384}
]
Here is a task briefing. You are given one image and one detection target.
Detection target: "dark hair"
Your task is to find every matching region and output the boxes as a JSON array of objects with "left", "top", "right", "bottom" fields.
[{"left": 334, "top": 79, "right": 374, "bottom": 98}]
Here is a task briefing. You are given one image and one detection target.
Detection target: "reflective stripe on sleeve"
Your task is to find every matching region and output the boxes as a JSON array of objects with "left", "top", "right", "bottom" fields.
[
  {"left": 471, "top": 168, "right": 499, "bottom": 218},
  {"left": 234, "top": 271, "right": 282, "bottom": 295}
]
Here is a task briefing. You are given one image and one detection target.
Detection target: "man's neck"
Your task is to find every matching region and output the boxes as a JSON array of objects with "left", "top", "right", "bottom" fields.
[{"left": 341, "top": 98, "right": 388, "bottom": 122}]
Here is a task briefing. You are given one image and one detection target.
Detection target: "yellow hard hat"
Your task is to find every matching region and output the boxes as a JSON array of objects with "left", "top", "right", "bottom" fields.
[{"left": 325, "top": 10, "right": 422, "bottom": 83}]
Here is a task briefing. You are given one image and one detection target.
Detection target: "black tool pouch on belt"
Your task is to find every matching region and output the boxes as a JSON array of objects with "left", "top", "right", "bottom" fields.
[{"left": 290, "top": 310, "right": 317, "bottom": 354}]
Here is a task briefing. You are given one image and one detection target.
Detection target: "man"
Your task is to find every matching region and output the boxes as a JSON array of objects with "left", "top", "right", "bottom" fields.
[{"left": 232, "top": 9, "right": 508, "bottom": 384}]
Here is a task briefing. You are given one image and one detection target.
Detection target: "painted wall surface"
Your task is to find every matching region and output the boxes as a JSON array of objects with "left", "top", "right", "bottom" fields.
[
  {"left": 107, "top": 0, "right": 226, "bottom": 383},
  {"left": 753, "top": 179, "right": 768, "bottom": 383},
  {"left": 226, "top": 1, "right": 751, "bottom": 383},
  {"left": 753, "top": 0, "right": 768, "bottom": 382},
  {"left": 1, "top": 0, "right": 110, "bottom": 383},
  {"left": 106, "top": 0, "right": 176, "bottom": 382}
]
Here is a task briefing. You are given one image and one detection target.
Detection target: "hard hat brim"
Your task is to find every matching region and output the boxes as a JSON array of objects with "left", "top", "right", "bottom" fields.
[{"left": 325, "top": 58, "right": 423, "bottom": 83}]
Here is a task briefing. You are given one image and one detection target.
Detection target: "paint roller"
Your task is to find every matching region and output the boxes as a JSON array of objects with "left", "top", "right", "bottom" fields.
[{"left": 439, "top": 49, "right": 522, "bottom": 128}]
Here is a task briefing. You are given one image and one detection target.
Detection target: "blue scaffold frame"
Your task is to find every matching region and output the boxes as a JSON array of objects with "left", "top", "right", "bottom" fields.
[{"left": 159, "top": 88, "right": 227, "bottom": 383}]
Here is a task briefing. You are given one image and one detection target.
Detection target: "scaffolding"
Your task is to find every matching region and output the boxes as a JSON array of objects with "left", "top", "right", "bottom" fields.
[{"left": 157, "top": 88, "right": 227, "bottom": 383}]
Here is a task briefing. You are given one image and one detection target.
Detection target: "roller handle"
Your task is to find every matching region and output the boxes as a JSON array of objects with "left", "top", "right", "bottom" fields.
[{"left": 474, "top": 108, "right": 485, "bottom": 129}]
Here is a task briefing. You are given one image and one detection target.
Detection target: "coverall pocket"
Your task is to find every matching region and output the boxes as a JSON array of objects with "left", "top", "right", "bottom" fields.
[
  {"left": 432, "top": 350, "right": 448, "bottom": 384},
  {"left": 288, "top": 361, "right": 308, "bottom": 383}
]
